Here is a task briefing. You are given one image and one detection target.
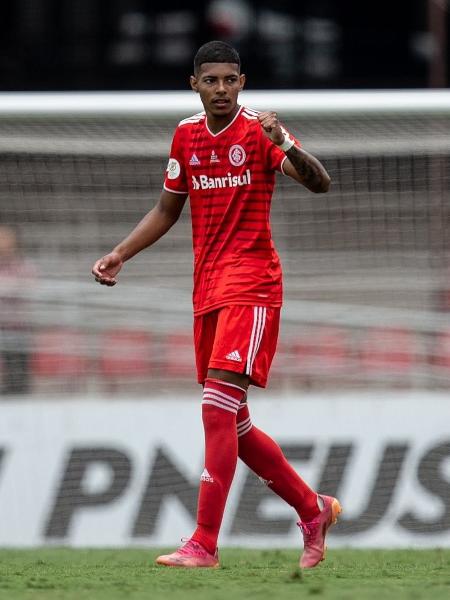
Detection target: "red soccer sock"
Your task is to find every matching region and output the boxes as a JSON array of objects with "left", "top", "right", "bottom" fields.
[
  {"left": 237, "top": 403, "right": 320, "bottom": 522},
  {"left": 192, "top": 379, "right": 246, "bottom": 554}
]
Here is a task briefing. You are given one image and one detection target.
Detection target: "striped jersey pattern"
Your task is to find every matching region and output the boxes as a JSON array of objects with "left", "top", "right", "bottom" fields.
[{"left": 164, "top": 105, "right": 300, "bottom": 316}]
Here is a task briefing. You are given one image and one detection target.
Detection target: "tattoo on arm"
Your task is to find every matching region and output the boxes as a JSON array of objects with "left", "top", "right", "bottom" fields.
[{"left": 286, "top": 146, "right": 330, "bottom": 193}]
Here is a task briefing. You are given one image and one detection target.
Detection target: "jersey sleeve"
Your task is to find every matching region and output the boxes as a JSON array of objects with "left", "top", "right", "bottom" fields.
[
  {"left": 260, "top": 124, "right": 301, "bottom": 175},
  {"left": 163, "top": 126, "right": 188, "bottom": 194}
]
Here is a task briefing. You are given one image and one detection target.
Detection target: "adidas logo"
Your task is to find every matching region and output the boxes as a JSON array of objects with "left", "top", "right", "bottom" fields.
[
  {"left": 210, "top": 150, "right": 220, "bottom": 163},
  {"left": 189, "top": 153, "right": 200, "bottom": 166},
  {"left": 226, "top": 350, "right": 242, "bottom": 362},
  {"left": 200, "top": 468, "right": 214, "bottom": 483},
  {"left": 258, "top": 476, "right": 273, "bottom": 486}
]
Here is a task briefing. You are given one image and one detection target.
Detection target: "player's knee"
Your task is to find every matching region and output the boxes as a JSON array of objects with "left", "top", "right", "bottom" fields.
[{"left": 207, "top": 368, "right": 249, "bottom": 389}]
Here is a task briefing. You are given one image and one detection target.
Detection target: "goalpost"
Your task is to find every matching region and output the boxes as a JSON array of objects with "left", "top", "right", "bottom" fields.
[{"left": 0, "top": 90, "right": 449, "bottom": 395}]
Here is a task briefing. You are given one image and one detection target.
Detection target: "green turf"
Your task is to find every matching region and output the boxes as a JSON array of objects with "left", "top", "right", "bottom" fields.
[{"left": 0, "top": 548, "right": 449, "bottom": 600}]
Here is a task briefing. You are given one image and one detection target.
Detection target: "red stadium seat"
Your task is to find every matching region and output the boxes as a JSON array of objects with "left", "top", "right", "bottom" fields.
[
  {"left": 429, "top": 328, "right": 450, "bottom": 370},
  {"left": 268, "top": 340, "right": 292, "bottom": 384},
  {"left": 31, "top": 328, "right": 88, "bottom": 376},
  {"left": 291, "top": 326, "right": 350, "bottom": 378},
  {"left": 163, "top": 331, "right": 196, "bottom": 378},
  {"left": 358, "top": 327, "right": 417, "bottom": 375},
  {"left": 99, "top": 329, "right": 153, "bottom": 377},
  {"left": 31, "top": 328, "right": 89, "bottom": 391}
]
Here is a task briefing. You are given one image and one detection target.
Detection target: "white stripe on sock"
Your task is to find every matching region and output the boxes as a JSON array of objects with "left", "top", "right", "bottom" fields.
[
  {"left": 202, "top": 399, "right": 239, "bottom": 414},
  {"left": 237, "top": 416, "right": 252, "bottom": 431},
  {"left": 203, "top": 392, "right": 240, "bottom": 411},
  {"left": 203, "top": 387, "right": 241, "bottom": 406},
  {"left": 237, "top": 421, "right": 253, "bottom": 437},
  {"left": 216, "top": 380, "right": 247, "bottom": 393}
]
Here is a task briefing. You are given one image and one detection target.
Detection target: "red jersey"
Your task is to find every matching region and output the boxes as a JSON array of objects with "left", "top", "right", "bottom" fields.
[{"left": 163, "top": 105, "right": 299, "bottom": 316}]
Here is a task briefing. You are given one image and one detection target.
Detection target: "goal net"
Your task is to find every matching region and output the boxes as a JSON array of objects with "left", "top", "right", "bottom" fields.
[{"left": 0, "top": 90, "right": 448, "bottom": 396}]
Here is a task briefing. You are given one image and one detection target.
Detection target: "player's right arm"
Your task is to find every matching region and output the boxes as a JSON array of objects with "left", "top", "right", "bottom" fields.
[{"left": 91, "top": 189, "right": 187, "bottom": 286}]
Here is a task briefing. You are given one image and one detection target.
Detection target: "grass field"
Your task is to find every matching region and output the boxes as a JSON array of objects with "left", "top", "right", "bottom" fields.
[{"left": 0, "top": 548, "right": 449, "bottom": 600}]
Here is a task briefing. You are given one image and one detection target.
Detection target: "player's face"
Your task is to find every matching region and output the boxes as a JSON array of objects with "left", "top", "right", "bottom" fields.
[{"left": 190, "top": 63, "right": 245, "bottom": 119}]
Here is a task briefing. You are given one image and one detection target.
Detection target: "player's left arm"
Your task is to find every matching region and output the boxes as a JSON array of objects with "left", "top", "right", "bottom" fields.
[
  {"left": 258, "top": 111, "right": 330, "bottom": 194},
  {"left": 283, "top": 146, "right": 330, "bottom": 193}
]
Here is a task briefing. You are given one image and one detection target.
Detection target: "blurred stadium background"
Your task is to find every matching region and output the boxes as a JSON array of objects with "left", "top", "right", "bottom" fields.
[
  {"left": 1, "top": 91, "right": 449, "bottom": 398},
  {"left": 0, "top": 1, "right": 449, "bottom": 550}
]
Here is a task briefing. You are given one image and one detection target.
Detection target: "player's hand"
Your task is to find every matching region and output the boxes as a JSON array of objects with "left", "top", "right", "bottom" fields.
[
  {"left": 257, "top": 111, "right": 285, "bottom": 146},
  {"left": 91, "top": 251, "right": 123, "bottom": 286}
]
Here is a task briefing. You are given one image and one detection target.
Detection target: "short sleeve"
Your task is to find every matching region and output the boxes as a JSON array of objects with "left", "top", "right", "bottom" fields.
[
  {"left": 163, "top": 127, "right": 188, "bottom": 194},
  {"left": 260, "top": 124, "right": 301, "bottom": 175}
]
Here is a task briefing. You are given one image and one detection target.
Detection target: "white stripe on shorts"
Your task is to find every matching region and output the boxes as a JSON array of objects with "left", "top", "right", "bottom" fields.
[{"left": 246, "top": 307, "right": 267, "bottom": 376}]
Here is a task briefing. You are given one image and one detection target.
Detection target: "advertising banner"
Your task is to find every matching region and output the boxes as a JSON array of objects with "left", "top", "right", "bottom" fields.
[{"left": 0, "top": 392, "right": 449, "bottom": 548}]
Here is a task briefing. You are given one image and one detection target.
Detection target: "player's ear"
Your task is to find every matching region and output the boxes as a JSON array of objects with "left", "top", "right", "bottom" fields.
[
  {"left": 190, "top": 75, "right": 198, "bottom": 93},
  {"left": 239, "top": 73, "right": 246, "bottom": 91}
]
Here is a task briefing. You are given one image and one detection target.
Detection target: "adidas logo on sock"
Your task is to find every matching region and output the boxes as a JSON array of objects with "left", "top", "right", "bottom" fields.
[
  {"left": 258, "top": 476, "right": 273, "bottom": 486},
  {"left": 200, "top": 468, "right": 214, "bottom": 483},
  {"left": 226, "top": 349, "right": 242, "bottom": 362}
]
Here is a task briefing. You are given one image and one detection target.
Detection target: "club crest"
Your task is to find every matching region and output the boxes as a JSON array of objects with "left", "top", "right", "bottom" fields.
[{"left": 229, "top": 145, "right": 246, "bottom": 167}]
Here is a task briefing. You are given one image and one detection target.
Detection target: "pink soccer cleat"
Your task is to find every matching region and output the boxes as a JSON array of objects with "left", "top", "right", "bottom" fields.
[
  {"left": 297, "top": 494, "right": 342, "bottom": 569},
  {"left": 155, "top": 539, "right": 219, "bottom": 568}
]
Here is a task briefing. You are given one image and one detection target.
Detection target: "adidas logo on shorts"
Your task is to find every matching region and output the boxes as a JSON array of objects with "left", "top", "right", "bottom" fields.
[{"left": 226, "top": 350, "right": 242, "bottom": 362}]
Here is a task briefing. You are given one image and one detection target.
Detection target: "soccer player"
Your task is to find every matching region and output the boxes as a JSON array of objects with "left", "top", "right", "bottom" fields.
[{"left": 92, "top": 41, "right": 341, "bottom": 569}]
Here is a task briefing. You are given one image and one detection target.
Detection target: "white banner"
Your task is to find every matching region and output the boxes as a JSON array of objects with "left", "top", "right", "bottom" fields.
[{"left": 0, "top": 392, "right": 449, "bottom": 548}]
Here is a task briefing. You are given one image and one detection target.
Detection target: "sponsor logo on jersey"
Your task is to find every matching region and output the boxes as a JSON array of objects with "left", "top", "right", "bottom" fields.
[
  {"left": 166, "top": 158, "right": 180, "bottom": 179},
  {"left": 189, "top": 153, "right": 201, "bottom": 166},
  {"left": 229, "top": 144, "right": 246, "bottom": 166},
  {"left": 191, "top": 169, "right": 251, "bottom": 191},
  {"left": 210, "top": 150, "right": 220, "bottom": 163}
]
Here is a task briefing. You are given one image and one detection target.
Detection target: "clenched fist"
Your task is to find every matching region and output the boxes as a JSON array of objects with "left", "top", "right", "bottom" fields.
[{"left": 257, "top": 111, "right": 285, "bottom": 146}]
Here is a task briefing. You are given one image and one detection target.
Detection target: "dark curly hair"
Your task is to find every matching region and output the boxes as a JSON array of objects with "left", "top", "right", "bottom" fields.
[{"left": 193, "top": 41, "right": 241, "bottom": 75}]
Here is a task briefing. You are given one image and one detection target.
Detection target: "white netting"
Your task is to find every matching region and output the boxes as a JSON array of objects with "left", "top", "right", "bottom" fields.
[{"left": 0, "top": 91, "right": 449, "bottom": 396}]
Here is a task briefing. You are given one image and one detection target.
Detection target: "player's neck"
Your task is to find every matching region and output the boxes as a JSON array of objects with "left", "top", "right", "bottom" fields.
[{"left": 206, "top": 104, "right": 241, "bottom": 134}]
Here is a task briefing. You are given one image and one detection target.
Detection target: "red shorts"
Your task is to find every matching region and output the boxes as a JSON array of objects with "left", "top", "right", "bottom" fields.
[{"left": 194, "top": 305, "right": 281, "bottom": 388}]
